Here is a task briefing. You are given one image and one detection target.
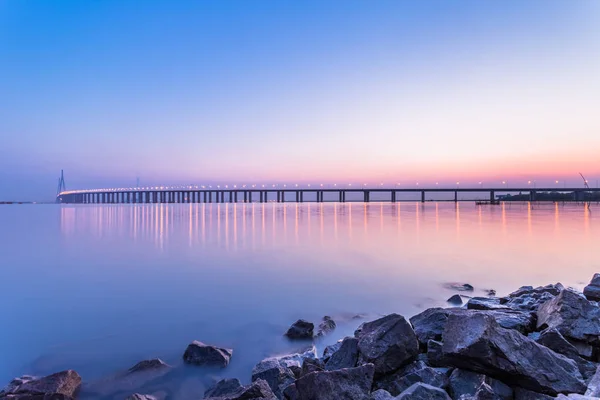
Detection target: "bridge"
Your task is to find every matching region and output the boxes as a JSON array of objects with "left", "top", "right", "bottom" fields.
[{"left": 56, "top": 186, "right": 600, "bottom": 204}]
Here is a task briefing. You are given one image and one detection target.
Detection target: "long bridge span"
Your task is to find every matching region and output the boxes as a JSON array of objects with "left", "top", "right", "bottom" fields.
[{"left": 57, "top": 186, "right": 600, "bottom": 204}]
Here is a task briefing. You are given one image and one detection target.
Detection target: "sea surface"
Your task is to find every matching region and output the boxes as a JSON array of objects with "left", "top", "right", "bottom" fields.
[{"left": 0, "top": 202, "right": 598, "bottom": 393}]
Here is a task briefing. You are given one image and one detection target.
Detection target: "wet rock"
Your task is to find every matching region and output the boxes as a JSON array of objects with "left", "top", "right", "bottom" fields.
[
  {"left": 537, "top": 289, "right": 600, "bottom": 346},
  {"left": 324, "top": 337, "right": 359, "bottom": 371},
  {"left": 447, "top": 295, "right": 463, "bottom": 306},
  {"left": 316, "top": 316, "right": 336, "bottom": 338},
  {"left": 444, "top": 283, "right": 474, "bottom": 292},
  {"left": 500, "top": 283, "right": 564, "bottom": 311},
  {"left": 275, "top": 346, "right": 318, "bottom": 369},
  {"left": 285, "top": 320, "right": 314, "bottom": 340},
  {"left": 442, "top": 312, "right": 585, "bottom": 395},
  {"left": 447, "top": 369, "right": 512, "bottom": 400},
  {"left": 204, "top": 379, "right": 277, "bottom": 400},
  {"left": 397, "top": 382, "right": 451, "bottom": 399},
  {"left": 585, "top": 365, "right": 600, "bottom": 396},
  {"left": 370, "top": 389, "right": 395, "bottom": 400},
  {"left": 300, "top": 358, "right": 324, "bottom": 377},
  {"left": 583, "top": 274, "right": 600, "bottom": 301},
  {"left": 463, "top": 382, "right": 504, "bottom": 400},
  {"left": 556, "top": 395, "right": 600, "bottom": 400},
  {"left": 126, "top": 394, "right": 160, "bottom": 400},
  {"left": 322, "top": 341, "right": 343, "bottom": 362},
  {"left": 466, "top": 298, "right": 509, "bottom": 311},
  {"left": 373, "top": 360, "right": 449, "bottom": 396},
  {"left": 356, "top": 314, "right": 419, "bottom": 376},
  {"left": 485, "top": 289, "right": 496, "bottom": 297},
  {"left": 513, "top": 387, "right": 555, "bottom": 400},
  {"left": 410, "top": 308, "right": 451, "bottom": 348},
  {"left": 426, "top": 340, "right": 447, "bottom": 367},
  {"left": 282, "top": 383, "right": 299, "bottom": 400},
  {"left": 0, "top": 370, "right": 81, "bottom": 400},
  {"left": 204, "top": 378, "right": 243, "bottom": 398},
  {"left": 293, "top": 363, "right": 375, "bottom": 400},
  {"left": 183, "top": 341, "right": 233, "bottom": 367},
  {"left": 128, "top": 358, "right": 170, "bottom": 373},
  {"left": 252, "top": 358, "right": 296, "bottom": 399},
  {"left": 536, "top": 328, "right": 597, "bottom": 380}
]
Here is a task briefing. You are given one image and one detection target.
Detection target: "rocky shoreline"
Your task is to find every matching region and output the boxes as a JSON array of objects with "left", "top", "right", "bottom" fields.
[{"left": 4, "top": 275, "right": 600, "bottom": 399}]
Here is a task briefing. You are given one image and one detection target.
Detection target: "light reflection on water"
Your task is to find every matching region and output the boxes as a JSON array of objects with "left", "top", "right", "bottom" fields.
[{"left": 0, "top": 202, "right": 598, "bottom": 386}]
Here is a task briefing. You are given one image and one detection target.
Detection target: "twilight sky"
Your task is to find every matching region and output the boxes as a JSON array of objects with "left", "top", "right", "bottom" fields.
[{"left": 1, "top": 1, "right": 599, "bottom": 200}]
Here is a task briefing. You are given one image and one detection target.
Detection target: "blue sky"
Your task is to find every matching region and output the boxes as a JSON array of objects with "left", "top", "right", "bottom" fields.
[{"left": 1, "top": 1, "right": 599, "bottom": 200}]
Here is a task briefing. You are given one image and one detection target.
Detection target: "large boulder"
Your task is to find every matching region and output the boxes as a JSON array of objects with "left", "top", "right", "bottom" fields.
[
  {"left": 397, "top": 382, "right": 451, "bottom": 399},
  {"left": 535, "top": 328, "right": 597, "bottom": 380},
  {"left": 463, "top": 382, "right": 505, "bottom": 400},
  {"left": 583, "top": 274, "right": 600, "bottom": 302},
  {"left": 356, "top": 314, "right": 419, "bottom": 376},
  {"left": 324, "top": 337, "right": 359, "bottom": 371},
  {"left": 323, "top": 341, "right": 343, "bottom": 362},
  {"left": 0, "top": 370, "right": 81, "bottom": 400},
  {"left": 466, "top": 298, "right": 510, "bottom": 311},
  {"left": 293, "top": 364, "right": 375, "bottom": 400},
  {"left": 204, "top": 379, "right": 277, "bottom": 400},
  {"left": 183, "top": 341, "right": 233, "bottom": 367},
  {"left": 252, "top": 347, "right": 317, "bottom": 398},
  {"left": 447, "top": 369, "right": 512, "bottom": 400},
  {"left": 373, "top": 360, "right": 449, "bottom": 396},
  {"left": 316, "top": 316, "right": 336, "bottom": 338},
  {"left": 500, "top": 283, "right": 564, "bottom": 311},
  {"left": 513, "top": 387, "right": 555, "bottom": 400},
  {"left": 204, "top": 378, "right": 243, "bottom": 398},
  {"left": 370, "top": 389, "right": 395, "bottom": 400},
  {"left": 537, "top": 289, "right": 600, "bottom": 345},
  {"left": 426, "top": 340, "right": 447, "bottom": 367},
  {"left": 585, "top": 365, "right": 600, "bottom": 397},
  {"left": 285, "top": 320, "right": 314, "bottom": 340},
  {"left": 410, "top": 308, "right": 450, "bottom": 348},
  {"left": 442, "top": 312, "right": 586, "bottom": 395}
]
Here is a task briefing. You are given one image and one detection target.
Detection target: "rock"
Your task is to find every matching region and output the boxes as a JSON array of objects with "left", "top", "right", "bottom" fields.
[
  {"left": 556, "top": 395, "right": 600, "bottom": 400},
  {"left": 536, "top": 328, "right": 597, "bottom": 380},
  {"left": 128, "top": 358, "right": 170, "bottom": 373},
  {"left": 293, "top": 363, "right": 375, "bottom": 400},
  {"left": 316, "top": 316, "right": 336, "bottom": 338},
  {"left": 485, "top": 289, "right": 496, "bottom": 297},
  {"left": 426, "top": 340, "right": 447, "bottom": 367},
  {"left": 537, "top": 289, "right": 600, "bottom": 346},
  {"left": 370, "top": 389, "right": 395, "bottom": 400},
  {"left": 323, "top": 341, "right": 343, "bottom": 362},
  {"left": 0, "top": 370, "right": 81, "bottom": 400},
  {"left": 356, "top": 314, "right": 419, "bottom": 376},
  {"left": 464, "top": 383, "right": 504, "bottom": 400},
  {"left": 500, "top": 283, "right": 564, "bottom": 311},
  {"left": 410, "top": 308, "right": 451, "bottom": 348},
  {"left": 275, "top": 346, "right": 319, "bottom": 369},
  {"left": 444, "top": 283, "right": 474, "bottom": 292},
  {"left": 373, "top": 360, "right": 449, "bottom": 396},
  {"left": 442, "top": 312, "right": 586, "bottom": 395},
  {"left": 583, "top": 274, "right": 600, "bottom": 301},
  {"left": 397, "top": 382, "right": 451, "bottom": 399},
  {"left": 447, "top": 369, "right": 512, "bottom": 400},
  {"left": 204, "top": 378, "right": 243, "bottom": 398},
  {"left": 325, "top": 337, "right": 359, "bottom": 371},
  {"left": 282, "top": 383, "right": 299, "bottom": 400},
  {"left": 586, "top": 365, "right": 600, "bottom": 396},
  {"left": 252, "top": 359, "right": 296, "bottom": 399},
  {"left": 300, "top": 358, "right": 324, "bottom": 377},
  {"left": 204, "top": 379, "right": 277, "bottom": 400},
  {"left": 285, "top": 320, "right": 314, "bottom": 340},
  {"left": 466, "top": 298, "right": 509, "bottom": 311},
  {"left": 513, "top": 387, "right": 555, "bottom": 399},
  {"left": 126, "top": 394, "right": 160, "bottom": 400},
  {"left": 447, "top": 295, "right": 463, "bottom": 306},
  {"left": 183, "top": 341, "right": 233, "bottom": 367}
]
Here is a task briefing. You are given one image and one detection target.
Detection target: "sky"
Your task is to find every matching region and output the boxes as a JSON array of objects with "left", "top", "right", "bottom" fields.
[{"left": 1, "top": 0, "right": 599, "bottom": 201}]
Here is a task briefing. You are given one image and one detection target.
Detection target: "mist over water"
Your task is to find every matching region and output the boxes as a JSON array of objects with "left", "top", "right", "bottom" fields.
[{"left": 0, "top": 202, "right": 598, "bottom": 389}]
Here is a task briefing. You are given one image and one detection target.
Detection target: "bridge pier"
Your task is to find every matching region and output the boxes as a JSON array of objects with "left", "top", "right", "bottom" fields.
[
  {"left": 364, "top": 191, "right": 370, "bottom": 203},
  {"left": 454, "top": 191, "right": 458, "bottom": 203},
  {"left": 392, "top": 191, "right": 396, "bottom": 202}
]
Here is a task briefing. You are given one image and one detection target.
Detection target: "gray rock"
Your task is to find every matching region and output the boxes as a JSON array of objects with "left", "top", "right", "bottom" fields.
[
  {"left": 426, "top": 340, "right": 447, "bottom": 367},
  {"left": 356, "top": 314, "right": 419, "bottom": 376},
  {"left": 323, "top": 341, "right": 343, "bottom": 362},
  {"left": 252, "top": 359, "right": 296, "bottom": 399},
  {"left": 300, "top": 358, "right": 324, "bottom": 377},
  {"left": 325, "top": 337, "right": 359, "bottom": 371},
  {"left": 537, "top": 289, "right": 600, "bottom": 345},
  {"left": 293, "top": 363, "right": 375, "bottom": 400},
  {"left": 485, "top": 289, "right": 496, "bottom": 297},
  {"left": 536, "top": 328, "right": 597, "bottom": 380},
  {"left": 586, "top": 365, "right": 600, "bottom": 396},
  {"left": 466, "top": 298, "right": 509, "bottom": 311},
  {"left": 128, "top": 358, "right": 170, "bottom": 373},
  {"left": 465, "top": 383, "right": 503, "bottom": 400},
  {"left": 556, "top": 395, "right": 600, "bottom": 400},
  {"left": 444, "top": 283, "right": 474, "bottom": 292},
  {"left": 500, "top": 283, "right": 564, "bottom": 311},
  {"left": 205, "top": 379, "right": 277, "bottom": 400},
  {"left": 126, "top": 394, "right": 160, "bottom": 400},
  {"left": 0, "top": 370, "right": 81, "bottom": 400},
  {"left": 447, "top": 295, "right": 463, "bottom": 306},
  {"left": 282, "top": 383, "right": 299, "bottom": 400},
  {"left": 583, "top": 273, "right": 600, "bottom": 301},
  {"left": 410, "top": 308, "right": 451, "bottom": 348},
  {"left": 397, "top": 383, "right": 451, "bottom": 399},
  {"left": 513, "top": 387, "right": 555, "bottom": 400},
  {"left": 442, "top": 312, "right": 586, "bottom": 395},
  {"left": 204, "top": 378, "right": 243, "bottom": 398},
  {"left": 370, "top": 389, "right": 395, "bottom": 400},
  {"left": 373, "top": 360, "right": 449, "bottom": 396},
  {"left": 316, "top": 316, "right": 336, "bottom": 338},
  {"left": 447, "top": 369, "right": 512, "bottom": 400},
  {"left": 285, "top": 320, "right": 314, "bottom": 340},
  {"left": 183, "top": 341, "right": 233, "bottom": 367}
]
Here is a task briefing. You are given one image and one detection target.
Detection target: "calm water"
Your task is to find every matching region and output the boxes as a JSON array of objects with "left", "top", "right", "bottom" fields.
[{"left": 0, "top": 202, "right": 598, "bottom": 390}]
